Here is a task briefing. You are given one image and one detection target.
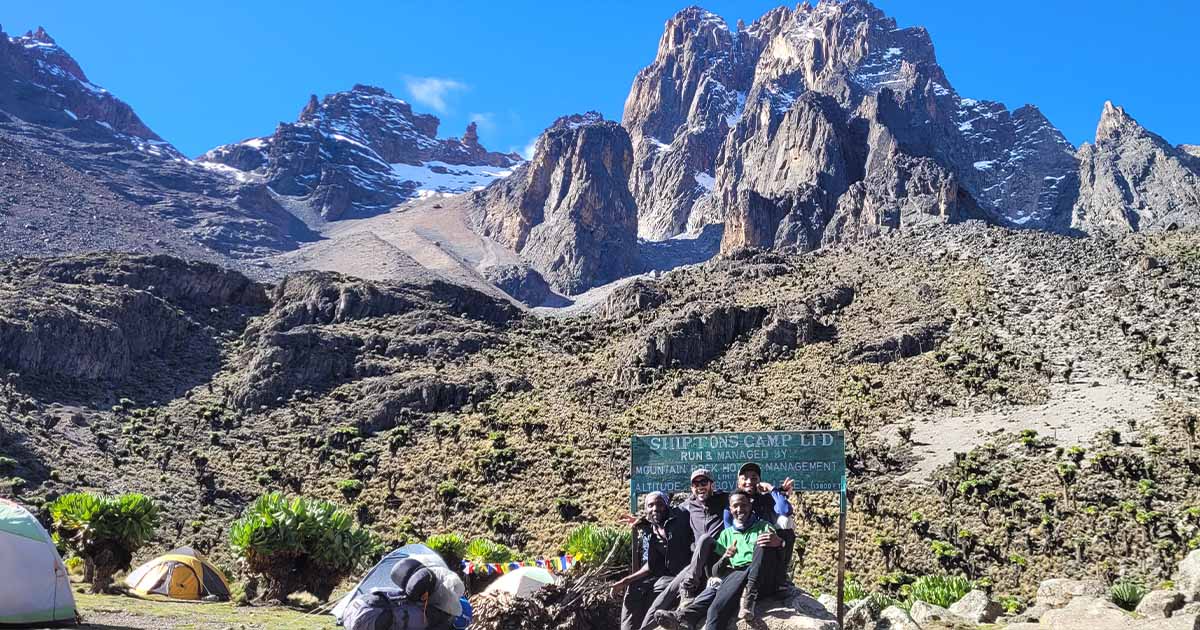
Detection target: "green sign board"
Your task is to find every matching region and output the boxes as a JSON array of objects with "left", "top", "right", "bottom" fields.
[{"left": 629, "top": 430, "right": 846, "bottom": 512}]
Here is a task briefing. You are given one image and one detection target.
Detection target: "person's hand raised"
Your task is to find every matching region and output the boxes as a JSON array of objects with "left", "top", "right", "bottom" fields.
[
  {"left": 779, "top": 478, "right": 795, "bottom": 494},
  {"left": 756, "top": 531, "right": 783, "bottom": 548},
  {"left": 723, "top": 538, "right": 738, "bottom": 558}
]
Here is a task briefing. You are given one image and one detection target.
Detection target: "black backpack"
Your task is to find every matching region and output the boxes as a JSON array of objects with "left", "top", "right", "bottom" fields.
[{"left": 342, "top": 559, "right": 446, "bottom": 630}]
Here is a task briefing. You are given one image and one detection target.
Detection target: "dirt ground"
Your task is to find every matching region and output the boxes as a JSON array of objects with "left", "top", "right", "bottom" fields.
[{"left": 60, "top": 592, "right": 336, "bottom": 630}]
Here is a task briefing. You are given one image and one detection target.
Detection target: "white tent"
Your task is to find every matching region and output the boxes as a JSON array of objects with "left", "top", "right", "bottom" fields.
[
  {"left": 0, "top": 498, "right": 76, "bottom": 625},
  {"left": 331, "top": 543, "right": 465, "bottom": 624},
  {"left": 482, "top": 566, "right": 554, "bottom": 601}
]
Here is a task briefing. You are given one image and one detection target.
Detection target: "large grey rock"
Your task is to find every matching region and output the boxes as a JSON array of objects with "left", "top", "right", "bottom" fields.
[
  {"left": 733, "top": 588, "right": 839, "bottom": 630},
  {"left": 872, "top": 606, "right": 920, "bottom": 630},
  {"left": 909, "top": 600, "right": 953, "bottom": 625},
  {"left": 1039, "top": 596, "right": 1137, "bottom": 629},
  {"left": 817, "top": 593, "right": 838, "bottom": 617},
  {"left": 1135, "top": 589, "right": 1185, "bottom": 619},
  {"left": 948, "top": 589, "right": 1003, "bottom": 623},
  {"left": 469, "top": 112, "right": 643, "bottom": 294},
  {"left": 844, "top": 600, "right": 878, "bottom": 630},
  {"left": 1175, "top": 549, "right": 1200, "bottom": 601},
  {"left": 1036, "top": 578, "right": 1108, "bottom": 609}
]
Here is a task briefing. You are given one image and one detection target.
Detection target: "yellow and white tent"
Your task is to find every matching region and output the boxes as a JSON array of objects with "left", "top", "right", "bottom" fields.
[
  {"left": 124, "top": 547, "right": 230, "bottom": 601},
  {"left": 0, "top": 498, "right": 76, "bottom": 626}
]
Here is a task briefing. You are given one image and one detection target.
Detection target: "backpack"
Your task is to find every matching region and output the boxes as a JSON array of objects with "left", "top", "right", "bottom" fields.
[
  {"left": 341, "top": 588, "right": 436, "bottom": 630},
  {"left": 343, "top": 559, "right": 450, "bottom": 630}
]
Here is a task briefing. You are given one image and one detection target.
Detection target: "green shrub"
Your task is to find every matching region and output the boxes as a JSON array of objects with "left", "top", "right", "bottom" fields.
[
  {"left": 337, "top": 479, "right": 364, "bottom": 500},
  {"left": 425, "top": 533, "right": 467, "bottom": 568},
  {"left": 0, "top": 455, "right": 16, "bottom": 472},
  {"left": 907, "top": 574, "right": 974, "bottom": 608},
  {"left": 48, "top": 492, "right": 159, "bottom": 593},
  {"left": 999, "top": 595, "right": 1025, "bottom": 614},
  {"left": 229, "top": 493, "right": 377, "bottom": 602},
  {"left": 436, "top": 481, "right": 461, "bottom": 503},
  {"left": 464, "top": 537, "right": 519, "bottom": 564},
  {"left": 563, "top": 523, "right": 630, "bottom": 569},
  {"left": 1110, "top": 579, "right": 1148, "bottom": 611}
]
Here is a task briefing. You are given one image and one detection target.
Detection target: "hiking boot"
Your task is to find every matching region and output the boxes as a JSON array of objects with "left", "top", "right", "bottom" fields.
[
  {"left": 655, "top": 610, "right": 686, "bottom": 630},
  {"left": 705, "top": 576, "right": 723, "bottom": 590},
  {"left": 738, "top": 590, "right": 757, "bottom": 621}
]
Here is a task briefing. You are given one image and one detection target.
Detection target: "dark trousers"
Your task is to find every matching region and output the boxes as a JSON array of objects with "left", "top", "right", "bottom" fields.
[
  {"left": 778, "top": 528, "right": 796, "bottom": 584},
  {"left": 637, "top": 535, "right": 717, "bottom": 628},
  {"left": 622, "top": 574, "right": 675, "bottom": 630},
  {"left": 679, "top": 544, "right": 783, "bottom": 630}
]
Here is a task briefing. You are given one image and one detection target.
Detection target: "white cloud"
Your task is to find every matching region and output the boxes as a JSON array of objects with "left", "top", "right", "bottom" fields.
[
  {"left": 403, "top": 75, "right": 467, "bottom": 113},
  {"left": 520, "top": 137, "right": 540, "bottom": 160}
]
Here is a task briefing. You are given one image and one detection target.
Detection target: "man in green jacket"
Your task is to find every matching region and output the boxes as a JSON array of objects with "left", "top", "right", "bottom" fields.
[{"left": 654, "top": 490, "right": 784, "bottom": 629}]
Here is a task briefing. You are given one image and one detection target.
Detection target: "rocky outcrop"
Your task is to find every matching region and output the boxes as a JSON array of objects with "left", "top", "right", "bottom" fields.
[
  {"left": 0, "top": 254, "right": 265, "bottom": 381},
  {"left": 232, "top": 271, "right": 519, "bottom": 408},
  {"left": 948, "top": 589, "right": 1003, "bottom": 624},
  {"left": 200, "top": 85, "right": 521, "bottom": 221},
  {"left": 482, "top": 264, "right": 551, "bottom": 307},
  {"left": 1073, "top": 101, "right": 1200, "bottom": 232},
  {"left": 733, "top": 588, "right": 839, "bottom": 630},
  {"left": 468, "top": 113, "right": 642, "bottom": 294}
]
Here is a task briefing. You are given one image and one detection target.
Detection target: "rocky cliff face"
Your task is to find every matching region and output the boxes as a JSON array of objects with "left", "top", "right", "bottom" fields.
[
  {"left": 1073, "top": 102, "right": 1200, "bottom": 232},
  {"left": 0, "top": 26, "right": 315, "bottom": 262},
  {"left": 200, "top": 85, "right": 521, "bottom": 221},
  {"left": 468, "top": 112, "right": 643, "bottom": 294},
  {"left": 621, "top": 1, "right": 1111, "bottom": 252}
]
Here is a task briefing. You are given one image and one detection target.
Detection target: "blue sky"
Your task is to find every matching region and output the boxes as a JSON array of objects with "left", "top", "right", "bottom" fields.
[{"left": 5, "top": 1, "right": 1196, "bottom": 158}]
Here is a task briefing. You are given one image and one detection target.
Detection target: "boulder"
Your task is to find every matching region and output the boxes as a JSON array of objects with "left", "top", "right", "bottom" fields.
[
  {"left": 949, "top": 589, "right": 1003, "bottom": 623},
  {"left": 1174, "top": 549, "right": 1200, "bottom": 601},
  {"left": 1181, "top": 602, "right": 1200, "bottom": 616},
  {"left": 817, "top": 594, "right": 838, "bottom": 617},
  {"left": 1036, "top": 578, "right": 1108, "bottom": 609},
  {"left": 843, "top": 599, "right": 877, "bottom": 630},
  {"left": 1039, "top": 596, "right": 1135, "bottom": 629},
  {"left": 909, "top": 600, "right": 953, "bottom": 625},
  {"left": 872, "top": 606, "right": 920, "bottom": 630},
  {"left": 733, "top": 588, "right": 839, "bottom": 630},
  {"left": 1135, "top": 589, "right": 1185, "bottom": 619}
]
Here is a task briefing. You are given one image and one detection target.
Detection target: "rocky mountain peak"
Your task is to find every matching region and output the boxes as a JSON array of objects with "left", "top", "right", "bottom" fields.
[
  {"left": 0, "top": 25, "right": 164, "bottom": 142},
  {"left": 200, "top": 85, "right": 519, "bottom": 221},
  {"left": 1073, "top": 101, "right": 1200, "bottom": 232},
  {"left": 1095, "top": 100, "right": 1142, "bottom": 144},
  {"left": 299, "top": 93, "right": 319, "bottom": 119},
  {"left": 468, "top": 113, "right": 642, "bottom": 295},
  {"left": 550, "top": 110, "right": 606, "bottom": 131},
  {"left": 28, "top": 26, "right": 55, "bottom": 44}
]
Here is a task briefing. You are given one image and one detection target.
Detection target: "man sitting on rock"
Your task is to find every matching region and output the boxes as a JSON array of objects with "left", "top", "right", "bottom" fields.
[
  {"left": 725, "top": 462, "right": 796, "bottom": 588},
  {"left": 654, "top": 490, "right": 785, "bottom": 630},
  {"left": 613, "top": 491, "right": 693, "bottom": 630},
  {"left": 638, "top": 468, "right": 728, "bottom": 627}
]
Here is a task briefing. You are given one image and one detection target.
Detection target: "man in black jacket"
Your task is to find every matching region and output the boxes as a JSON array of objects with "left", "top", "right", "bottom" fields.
[
  {"left": 637, "top": 468, "right": 727, "bottom": 628},
  {"left": 613, "top": 491, "right": 693, "bottom": 630}
]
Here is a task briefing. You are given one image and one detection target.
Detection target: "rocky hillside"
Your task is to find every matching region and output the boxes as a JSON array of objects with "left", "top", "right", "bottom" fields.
[
  {"left": 200, "top": 85, "right": 520, "bottom": 222},
  {"left": 623, "top": 1, "right": 1200, "bottom": 251},
  {"left": 2, "top": 224, "right": 1198, "bottom": 606},
  {"left": 0, "top": 26, "right": 315, "bottom": 263}
]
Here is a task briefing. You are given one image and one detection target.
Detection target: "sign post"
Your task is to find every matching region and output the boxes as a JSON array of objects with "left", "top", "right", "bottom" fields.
[{"left": 629, "top": 430, "right": 847, "bottom": 625}]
